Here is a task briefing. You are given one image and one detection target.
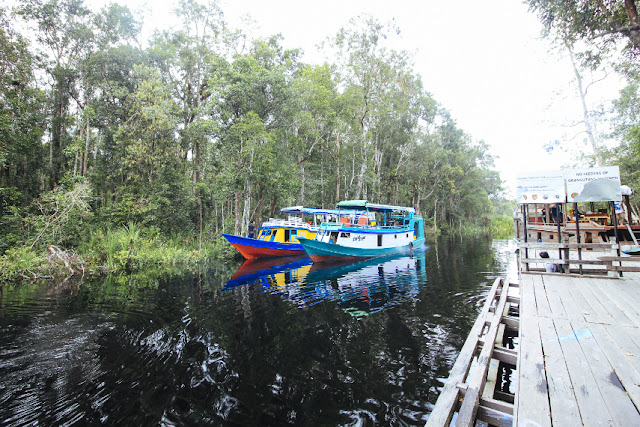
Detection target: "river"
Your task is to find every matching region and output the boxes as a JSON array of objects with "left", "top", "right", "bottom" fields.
[{"left": 0, "top": 237, "right": 517, "bottom": 425}]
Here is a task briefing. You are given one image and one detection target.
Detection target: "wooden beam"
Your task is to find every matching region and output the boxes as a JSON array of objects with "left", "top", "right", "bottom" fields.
[
  {"left": 426, "top": 278, "right": 505, "bottom": 426},
  {"left": 455, "top": 279, "right": 511, "bottom": 426}
]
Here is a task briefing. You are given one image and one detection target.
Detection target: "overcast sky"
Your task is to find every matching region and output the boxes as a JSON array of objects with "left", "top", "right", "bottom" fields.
[{"left": 106, "top": 0, "right": 622, "bottom": 197}]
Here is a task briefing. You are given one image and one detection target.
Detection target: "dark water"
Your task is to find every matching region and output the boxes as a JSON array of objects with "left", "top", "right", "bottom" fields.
[{"left": 0, "top": 237, "right": 516, "bottom": 426}]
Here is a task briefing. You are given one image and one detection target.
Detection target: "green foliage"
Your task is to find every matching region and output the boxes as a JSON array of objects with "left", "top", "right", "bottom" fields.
[
  {"left": 524, "top": 0, "right": 640, "bottom": 66},
  {"left": 79, "top": 223, "right": 229, "bottom": 273},
  {"left": 26, "top": 181, "right": 94, "bottom": 249},
  {"left": 490, "top": 215, "right": 516, "bottom": 239},
  {"left": 4, "top": 1, "right": 507, "bottom": 282},
  {"left": 1, "top": 246, "right": 46, "bottom": 282}
]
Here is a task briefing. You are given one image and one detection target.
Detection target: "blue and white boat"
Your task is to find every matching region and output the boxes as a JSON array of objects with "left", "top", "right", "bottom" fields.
[
  {"left": 222, "top": 206, "right": 361, "bottom": 259},
  {"left": 297, "top": 200, "right": 425, "bottom": 262}
]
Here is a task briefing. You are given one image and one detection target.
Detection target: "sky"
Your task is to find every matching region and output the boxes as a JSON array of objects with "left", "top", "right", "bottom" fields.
[{"left": 96, "top": 0, "right": 623, "bottom": 197}]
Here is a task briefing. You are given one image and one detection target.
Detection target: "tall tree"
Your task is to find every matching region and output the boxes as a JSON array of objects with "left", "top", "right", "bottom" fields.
[
  {"left": 0, "top": 8, "right": 47, "bottom": 250},
  {"left": 329, "top": 16, "right": 413, "bottom": 200},
  {"left": 18, "top": 0, "right": 95, "bottom": 188}
]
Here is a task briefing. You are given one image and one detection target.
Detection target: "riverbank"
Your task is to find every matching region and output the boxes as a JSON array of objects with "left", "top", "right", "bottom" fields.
[
  {"left": 2, "top": 217, "right": 515, "bottom": 285},
  {"left": 1, "top": 223, "right": 235, "bottom": 284}
]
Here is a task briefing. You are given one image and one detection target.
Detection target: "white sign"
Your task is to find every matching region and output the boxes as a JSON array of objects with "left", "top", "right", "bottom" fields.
[
  {"left": 516, "top": 170, "right": 566, "bottom": 204},
  {"left": 565, "top": 166, "right": 621, "bottom": 202}
]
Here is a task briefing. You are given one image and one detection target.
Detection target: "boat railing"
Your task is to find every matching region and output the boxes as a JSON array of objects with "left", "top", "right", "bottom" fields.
[
  {"left": 262, "top": 218, "right": 314, "bottom": 229},
  {"left": 318, "top": 222, "right": 407, "bottom": 231}
]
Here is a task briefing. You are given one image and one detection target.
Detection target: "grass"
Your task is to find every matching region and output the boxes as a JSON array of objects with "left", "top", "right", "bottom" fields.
[{"left": 1, "top": 223, "right": 235, "bottom": 284}]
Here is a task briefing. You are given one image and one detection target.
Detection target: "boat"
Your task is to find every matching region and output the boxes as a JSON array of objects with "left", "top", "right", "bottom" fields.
[
  {"left": 297, "top": 200, "right": 425, "bottom": 262},
  {"left": 221, "top": 206, "right": 360, "bottom": 259}
]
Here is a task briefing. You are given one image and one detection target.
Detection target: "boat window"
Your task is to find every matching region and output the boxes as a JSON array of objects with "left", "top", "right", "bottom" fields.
[
  {"left": 377, "top": 234, "right": 383, "bottom": 247},
  {"left": 291, "top": 229, "right": 297, "bottom": 235},
  {"left": 340, "top": 232, "right": 350, "bottom": 238},
  {"left": 394, "top": 235, "right": 397, "bottom": 239}
]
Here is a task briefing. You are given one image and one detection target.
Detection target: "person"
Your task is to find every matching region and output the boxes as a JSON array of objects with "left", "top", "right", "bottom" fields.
[
  {"left": 540, "top": 251, "right": 560, "bottom": 273},
  {"left": 248, "top": 220, "right": 255, "bottom": 238}
]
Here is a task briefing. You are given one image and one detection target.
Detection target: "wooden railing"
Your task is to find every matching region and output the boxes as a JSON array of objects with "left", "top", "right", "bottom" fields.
[
  {"left": 517, "top": 242, "right": 640, "bottom": 277},
  {"left": 426, "top": 278, "right": 519, "bottom": 427}
]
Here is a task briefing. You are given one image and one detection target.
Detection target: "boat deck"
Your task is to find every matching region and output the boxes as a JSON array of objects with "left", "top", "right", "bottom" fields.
[{"left": 427, "top": 260, "right": 640, "bottom": 426}]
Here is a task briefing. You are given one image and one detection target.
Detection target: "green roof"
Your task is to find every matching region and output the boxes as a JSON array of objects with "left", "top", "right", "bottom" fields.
[
  {"left": 336, "top": 200, "right": 416, "bottom": 214},
  {"left": 336, "top": 200, "right": 368, "bottom": 209}
]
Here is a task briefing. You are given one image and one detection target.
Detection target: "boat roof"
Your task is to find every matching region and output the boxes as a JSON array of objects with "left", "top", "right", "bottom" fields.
[
  {"left": 279, "top": 206, "right": 349, "bottom": 215},
  {"left": 336, "top": 200, "right": 416, "bottom": 214}
]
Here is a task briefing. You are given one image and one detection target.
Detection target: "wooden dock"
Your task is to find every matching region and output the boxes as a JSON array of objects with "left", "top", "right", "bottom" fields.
[{"left": 427, "top": 251, "right": 640, "bottom": 426}]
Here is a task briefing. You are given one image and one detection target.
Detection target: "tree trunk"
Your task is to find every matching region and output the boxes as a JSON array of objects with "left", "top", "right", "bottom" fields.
[
  {"left": 565, "top": 39, "right": 604, "bottom": 166},
  {"left": 354, "top": 141, "right": 367, "bottom": 200},
  {"left": 270, "top": 194, "right": 278, "bottom": 218},
  {"left": 433, "top": 199, "right": 438, "bottom": 235},
  {"left": 83, "top": 117, "right": 89, "bottom": 177},
  {"left": 299, "top": 160, "right": 305, "bottom": 204},
  {"left": 255, "top": 195, "right": 263, "bottom": 227},
  {"left": 198, "top": 197, "right": 203, "bottom": 251},
  {"left": 195, "top": 139, "right": 201, "bottom": 183},
  {"left": 242, "top": 180, "right": 251, "bottom": 237},
  {"left": 626, "top": 0, "right": 639, "bottom": 25},
  {"left": 234, "top": 191, "right": 241, "bottom": 235},
  {"left": 335, "top": 133, "right": 341, "bottom": 204}
]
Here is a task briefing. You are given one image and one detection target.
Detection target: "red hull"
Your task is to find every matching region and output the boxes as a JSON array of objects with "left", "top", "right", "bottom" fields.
[{"left": 231, "top": 242, "right": 303, "bottom": 259}]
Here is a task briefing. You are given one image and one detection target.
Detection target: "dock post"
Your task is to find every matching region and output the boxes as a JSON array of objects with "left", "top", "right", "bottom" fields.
[{"left": 574, "top": 202, "right": 583, "bottom": 275}]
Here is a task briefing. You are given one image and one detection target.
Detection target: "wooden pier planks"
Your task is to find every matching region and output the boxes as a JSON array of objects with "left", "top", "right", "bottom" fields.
[
  {"left": 517, "top": 273, "right": 640, "bottom": 426},
  {"left": 537, "top": 317, "right": 581, "bottom": 427},
  {"left": 513, "top": 276, "right": 551, "bottom": 427},
  {"left": 427, "top": 270, "right": 640, "bottom": 426}
]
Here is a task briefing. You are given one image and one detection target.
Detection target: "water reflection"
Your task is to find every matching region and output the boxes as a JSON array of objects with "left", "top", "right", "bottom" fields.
[
  {"left": 0, "top": 237, "right": 517, "bottom": 426},
  {"left": 226, "top": 252, "right": 428, "bottom": 318}
]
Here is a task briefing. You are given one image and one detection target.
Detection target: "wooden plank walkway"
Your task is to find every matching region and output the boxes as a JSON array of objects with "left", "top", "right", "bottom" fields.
[
  {"left": 515, "top": 272, "right": 640, "bottom": 426},
  {"left": 427, "top": 269, "right": 640, "bottom": 426}
]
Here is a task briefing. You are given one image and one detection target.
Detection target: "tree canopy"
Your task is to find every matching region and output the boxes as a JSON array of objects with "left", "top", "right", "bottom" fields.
[{"left": 1, "top": 0, "right": 503, "bottom": 254}]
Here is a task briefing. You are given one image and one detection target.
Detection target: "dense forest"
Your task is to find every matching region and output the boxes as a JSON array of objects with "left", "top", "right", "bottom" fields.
[{"left": 0, "top": 0, "right": 506, "bottom": 277}]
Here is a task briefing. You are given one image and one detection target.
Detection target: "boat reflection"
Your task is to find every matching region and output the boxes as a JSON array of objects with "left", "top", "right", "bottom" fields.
[
  {"left": 224, "top": 255, "right": 313, "bottom": 290},
  {"left": 224, "top": 249, "right": 428, "bottom": 317}
]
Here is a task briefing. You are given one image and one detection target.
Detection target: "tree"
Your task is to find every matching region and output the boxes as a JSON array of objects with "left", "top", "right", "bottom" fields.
[
  {"left": 18, "top": 0, "right": 96, "bottom": 188},
  {"left": 208, "top": 36, "right": 300, "bottom": 233},
  {"left": 285, "top": 64, "right": 339, "bottom": 205},
  {"left": 328, "top": 16, "right": 415, "bottom": 200},
  {"left": 525, "top": 0, "right": 640, "bottom": 65},
  {"left": 0, "top": 9, "right": 47, "bottom": 251},
  {"left": 609, "top": 64, "right": 640, "bottom": 212}
]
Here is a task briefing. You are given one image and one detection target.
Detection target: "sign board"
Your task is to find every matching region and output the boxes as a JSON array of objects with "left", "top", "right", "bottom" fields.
[
  {"left": 516, "top": 170, "right": 566, "bottom": 204},
  {"left": 565, "top": 166, "right": 621, "bottom": 202}
]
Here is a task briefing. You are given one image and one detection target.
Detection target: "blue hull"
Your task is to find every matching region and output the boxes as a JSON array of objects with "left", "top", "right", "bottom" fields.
[{"left": 298, "top": 236, "right": 425, "bottom": 262}]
